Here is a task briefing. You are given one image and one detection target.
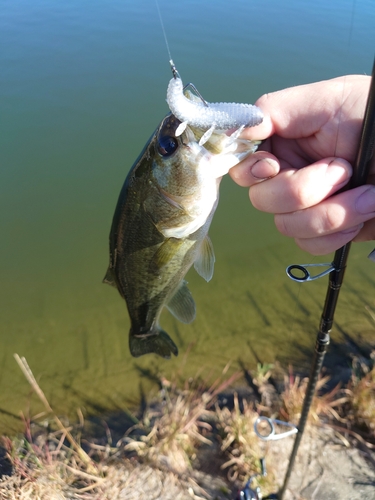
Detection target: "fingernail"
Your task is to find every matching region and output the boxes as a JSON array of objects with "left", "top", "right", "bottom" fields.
[
  {"left": 340, "top": 223, "right": 364, "bottom": 235},
  {"left": 356, "top": 187, "right": 375, "bottom": 214},
  {"left": 251, "top": 159, "right": 279, "bottom": 180},
  {"left": 325, "top": 159, "right": 351, "bottom": 186}
]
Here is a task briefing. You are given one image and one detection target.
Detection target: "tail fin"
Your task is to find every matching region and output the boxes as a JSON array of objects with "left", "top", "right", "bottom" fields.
[{"left": 129, "top": 328, "right": 178, "bottom": 359}]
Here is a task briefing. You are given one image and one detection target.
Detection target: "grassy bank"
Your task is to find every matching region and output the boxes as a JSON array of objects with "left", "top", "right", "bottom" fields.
[{"left": 1, "top": 348, "right": 375, "bottom": 499}]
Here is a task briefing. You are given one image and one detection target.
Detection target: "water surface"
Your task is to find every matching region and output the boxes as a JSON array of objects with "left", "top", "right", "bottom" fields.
[{"left": 1, "top": 0, "right": 375, "bottom": 433}]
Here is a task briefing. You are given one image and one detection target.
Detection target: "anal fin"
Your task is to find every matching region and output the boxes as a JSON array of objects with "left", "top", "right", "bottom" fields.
[{"left": 167, "top": 280, "right": 196, "bottom": 324}]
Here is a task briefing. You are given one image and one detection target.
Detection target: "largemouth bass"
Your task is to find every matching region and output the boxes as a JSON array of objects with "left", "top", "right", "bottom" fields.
[{"left": 104, "top": 78, "right": 262, "bottom": 359}]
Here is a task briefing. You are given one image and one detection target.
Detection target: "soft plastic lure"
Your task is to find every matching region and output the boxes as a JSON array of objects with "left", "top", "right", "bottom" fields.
[{"left": 166, "top": 60, "right": 263, "bottom": 145}]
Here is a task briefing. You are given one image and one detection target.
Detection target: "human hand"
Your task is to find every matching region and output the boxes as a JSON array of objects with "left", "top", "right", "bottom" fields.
[{"left": 229, "top": 75, "right": 375, "bottom": 255}]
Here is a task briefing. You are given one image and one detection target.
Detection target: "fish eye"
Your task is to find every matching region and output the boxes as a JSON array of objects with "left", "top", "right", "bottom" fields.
[{"left": 157, "top": 135, "right": 178, "bottom": 157}]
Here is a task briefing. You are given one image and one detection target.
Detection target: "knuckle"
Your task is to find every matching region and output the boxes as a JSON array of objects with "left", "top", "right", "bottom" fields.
[
  {"left": 288, "top": 179, "right": 311, "bottom": 209},
  {"left": 321, "top": 205, "right": 345, "bottom": 233},
  {"left": 274, "top": 214, "right": 294, "bottom": 236}
]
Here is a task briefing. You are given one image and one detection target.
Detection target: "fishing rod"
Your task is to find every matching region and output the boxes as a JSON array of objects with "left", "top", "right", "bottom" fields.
[
  {"left": 278, "top": 56, "right": 375, "bottom": 499},
  {"left": 237, "top": 57, "right": 375, "bottom": 500}
]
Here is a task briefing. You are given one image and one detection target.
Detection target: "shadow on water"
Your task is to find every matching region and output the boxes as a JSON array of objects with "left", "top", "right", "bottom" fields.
[
  {"left": 237, "top": 358, "right": 263, "bottom": 402},
  {"left": 0, "top": 408, "right": 21, "bottom": 429},
  {"left": 246, "top": 291, "right": 272, "bottom": 327},
  {"left": 171, "top": 322, "right": 185, "bottom": 350},
  {"left": 278, "top": 325, "right": 375, "bottom": 390},
  {"left": 282, "top": 284, "right": 311, "bottom": 317},
  {"left": 133, "top": 364, "right": 164, "bottom": 387},
  {"left": 85, "top": 384, "right": 150, "bottom": 444},
  {"left": 85, "top": 329, "right": 375, "bottom": 446}
]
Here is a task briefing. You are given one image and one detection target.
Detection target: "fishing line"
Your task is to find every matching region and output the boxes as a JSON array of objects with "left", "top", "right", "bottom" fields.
[
  {"left": 286, "top": 0, "right": 360, "bottom": 360},
  {"left": 333, "top": 0, "right": 357, "bottom": 159},
  {"left": 280, "top": 235, "right": 321, "bottom": 355},
  {"left": 155, "top": 0, "right": 173, "bottom": 63}
]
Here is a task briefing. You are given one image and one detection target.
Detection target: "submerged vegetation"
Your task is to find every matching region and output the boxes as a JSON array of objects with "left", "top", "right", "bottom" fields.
[{"left": 1, "top": 350, "right": 375, "bottom": 499}]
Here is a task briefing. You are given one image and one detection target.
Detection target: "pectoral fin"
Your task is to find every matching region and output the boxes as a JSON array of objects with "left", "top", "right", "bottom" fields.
[
  {"left": 151, "top": 238, "right": 184, "bottom": 269},
  {"left": 167, "top": 280, "right": 196, "bottom": 324},
  {"left": 194, "top": 235, "right": 215, "bottom": 282}
]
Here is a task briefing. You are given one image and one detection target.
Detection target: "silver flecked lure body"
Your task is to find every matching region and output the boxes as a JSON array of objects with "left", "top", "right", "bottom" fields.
[{"left": 166, "top": 60, "right": 263, "bottom": 142}]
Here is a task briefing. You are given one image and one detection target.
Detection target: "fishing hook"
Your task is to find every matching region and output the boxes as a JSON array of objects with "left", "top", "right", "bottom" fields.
[
  {"left": 169, "top": 59, "right": 209, "bottom": 106},
  {"left": 254, "top": 416, "right": 298, "bottom": 441},
  {"left": 286, "top": 262, "right": 336, "bottom": 282},
  {"left": 183, "top": 82, "right": 210, "bottom": 107}
]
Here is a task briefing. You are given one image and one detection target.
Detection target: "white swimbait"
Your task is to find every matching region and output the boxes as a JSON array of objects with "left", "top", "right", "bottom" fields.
[{"left": 166, "top": 60, "right": 263, "bottom": 145}]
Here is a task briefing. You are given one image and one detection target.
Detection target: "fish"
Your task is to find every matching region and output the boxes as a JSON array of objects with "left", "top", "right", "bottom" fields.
[{"left": 104, "top": 68, "right": 262, "bottom": 358}]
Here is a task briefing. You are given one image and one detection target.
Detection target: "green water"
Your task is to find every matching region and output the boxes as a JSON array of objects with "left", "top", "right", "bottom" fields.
[{"left": 1, "top": 0, "right": 375, "bottom": 434}]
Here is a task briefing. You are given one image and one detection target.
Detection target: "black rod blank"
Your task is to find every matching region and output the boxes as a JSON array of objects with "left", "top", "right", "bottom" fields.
[{"left": 278, "top": 58, "right": 375, "bottom": 500}]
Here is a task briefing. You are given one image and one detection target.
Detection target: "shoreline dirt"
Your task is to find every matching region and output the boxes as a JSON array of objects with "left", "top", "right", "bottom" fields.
[
  {"left": 1, "top": 426, "right": 375, "bottom": 499},
  {"left": 1, "top": 351, "right": 375, "bottom": 500}
]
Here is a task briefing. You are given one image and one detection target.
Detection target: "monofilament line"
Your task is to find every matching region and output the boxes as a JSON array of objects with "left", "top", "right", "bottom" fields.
[
  {"left": 155, "top": 0, "right": 173, "bottom": 62},
  {"left": 333, "top": 0, "right": 357, "bottom": 158}
]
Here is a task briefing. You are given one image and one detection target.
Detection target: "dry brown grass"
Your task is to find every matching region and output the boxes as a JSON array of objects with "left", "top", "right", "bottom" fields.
[
  {"left": 278, "top": 368, "right": 347, "bottom": 425},
  {"left": 215, "top": 394, "right": 275, "bottom": 495},
  {"left": 1, "top": 430, "right": 106, "bottom": 499},
  {"left": 13, "top": 355, "right": 94, "bottom": 469},
  {"left": 3, "top": 352, "right": 375, "bottom": 499},
  {"left": 345, "top": 354, "right": 375, "bottom": 434},
  {"left": 122, "top": 369, "right": 242, "bottom": 475},
  {"left": 0, "top": 458, "right": 200, "bottom": 500}
]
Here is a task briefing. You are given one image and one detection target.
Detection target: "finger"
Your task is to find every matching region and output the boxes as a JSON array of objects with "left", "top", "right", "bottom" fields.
[
  {"left": 274, "top": 185, "right": 375, "bottom": 239},
  {"left": 250, "top": 157, "right": 352, "bottom": 213},
  {"left": 241, "top": 82, "right": 331, "bottom": 141},
  {"left": 229, "top": 151, "right": 280, "bottom": 187},
  {"left": 295, "top": 225, "right": 363, "bottom": 255},
  {"left": 353, "top": 218, "right": 375, "bottom": 242},
  {"left": 241, "top": 76, "right": 369, "bottom": 151}
]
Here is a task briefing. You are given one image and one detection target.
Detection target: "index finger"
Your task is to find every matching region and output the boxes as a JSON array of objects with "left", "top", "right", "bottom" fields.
[{"left": 242, "top": 75, "right": 369, "bottom": 162}]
